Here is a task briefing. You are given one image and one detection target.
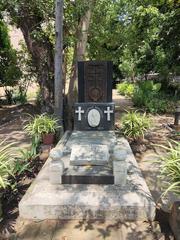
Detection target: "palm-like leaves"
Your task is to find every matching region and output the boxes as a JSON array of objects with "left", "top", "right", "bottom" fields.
[
  {"left": 0, "top": 140, "right": 14, "bottom": 189},
  {"left": 121, "top": 111, "right": 150, "bottom": 139},
  {"left": 24, "top": 114, "right": 60, "bottom": 137},
  {"left": 156, "top": 141, "right": 180, "bottom": 196}
]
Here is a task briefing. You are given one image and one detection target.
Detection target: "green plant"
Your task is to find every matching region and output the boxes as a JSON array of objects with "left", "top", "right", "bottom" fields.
[
  {"left": 30, "top": 135, "right": 40, "bottom": 156},
  {"left": 24, "top": 114, "right": 59, "bottom": 155},
  {"left": 0, "top": 19, "right": 22, "bottom": 105},
  {"left": 132, "top": 80, "right": 176, "bottom": 113},
  {"left": 13, "top": 149, "right": 33, "bottom": 175},
  {"left": 126, "top": 84, "right": 135, "bottom": 97},
  {"left": 132, "top": 80, "right": 161, "bottom": 107},
  {"left": 116, "top": 82, "right": 135, "bottom": 97},
  {"left": 13, "top": 87, "right": 27, "bottom": 104},
  {"left": 121, "top": 111, "right": 150, "bottom": 139},
  {"left": 156, "top": 141, "right": 180, "bottom": 196},
  {"left": 0, "top": 140, "right": 14, "bottom": 189},
  {"left": 24, "top": 114, "right": 60, "bottom": 142},
  {"left": 144, "top": 98, "right": 167, "bottom": 113},
  {"left": 116, "top": 82, "right": 127, "bottom": 95},
  {"left": 138, "top": 80, "right": 161, "bottom": 93}
]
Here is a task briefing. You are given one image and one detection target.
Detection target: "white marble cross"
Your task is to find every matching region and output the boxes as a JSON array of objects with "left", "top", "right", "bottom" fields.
[
  {"left": 104, "top": 107, "right": 113, "bottom": 121},
  {"left": 75, "top": 106, "right": 85, "bottom": 121}
]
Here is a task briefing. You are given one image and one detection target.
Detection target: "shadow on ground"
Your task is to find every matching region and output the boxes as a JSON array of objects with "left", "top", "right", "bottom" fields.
[{"left": 12, "top": 217, "right": 175, "bottom": 240}]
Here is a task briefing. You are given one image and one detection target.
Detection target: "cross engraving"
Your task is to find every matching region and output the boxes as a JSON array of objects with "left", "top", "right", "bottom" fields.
[
  {"left": 75, "top": 106, "right": 85, "bottom": 121},
  {"left": 104, "top": 107, "right": 113, "bottom": 121}
]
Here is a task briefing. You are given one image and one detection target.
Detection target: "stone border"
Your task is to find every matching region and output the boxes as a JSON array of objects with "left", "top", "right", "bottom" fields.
[{"left": 19, "top": 132, "right": 156, "bottom": 221}]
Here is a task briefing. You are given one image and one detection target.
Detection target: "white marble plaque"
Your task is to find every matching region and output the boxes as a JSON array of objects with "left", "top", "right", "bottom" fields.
[
  {"left": 87, "top": 109, "right": 101, "bottom": 127},
  {"left": 70, "top": 144, "right": 109, "bottom": 166}
]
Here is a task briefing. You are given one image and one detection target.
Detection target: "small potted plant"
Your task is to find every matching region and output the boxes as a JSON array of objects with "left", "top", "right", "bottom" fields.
[{"left": 24, "top": 114, "right": 60, "bottom": 145}]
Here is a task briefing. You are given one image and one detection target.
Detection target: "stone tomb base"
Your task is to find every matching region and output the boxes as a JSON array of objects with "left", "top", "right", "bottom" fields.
[{"left": 19, "top": 132, "right": 155, "bottom": 221}]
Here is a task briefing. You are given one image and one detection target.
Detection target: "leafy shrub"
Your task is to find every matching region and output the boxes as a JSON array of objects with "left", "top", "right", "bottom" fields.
[
  {"left": 116, "top": 82, "right": 127, "bottom": 95},
  {"left": 126, "top": 84, "right": 135, "bottom": 97},
  {"left": 116, "top": 82, "right": 135, "bottom": 97},
  {"left": 0, "top": 19, "right": 22, "bottom": 104},
  {"left": 13, "top": 89, "right": 27, "bottom": 104},
  {"left": 156, "top": 141, "right": 180, "bottom": 196},
  {"left": 0, "top": 140, "right": 14, "bottom": 189},
  {"left": 145, "top": 97, "right": 175, "bottom": 114},
  {"left": 121, "top": 111, "right": 150, "bottom": 139},
  {"left": 138, "top": 80, "right": 161, "bottom": 93},
  {"left": 132, "top": 80, "right": 175, "bottom": 113},
  {"left": 132, "top": 80, "right": 161, "bottom": 107}
]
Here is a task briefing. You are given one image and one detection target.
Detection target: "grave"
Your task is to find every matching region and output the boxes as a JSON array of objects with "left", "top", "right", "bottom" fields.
[{"left": 19, "top": 61, "right": 155, "bottom": 221}]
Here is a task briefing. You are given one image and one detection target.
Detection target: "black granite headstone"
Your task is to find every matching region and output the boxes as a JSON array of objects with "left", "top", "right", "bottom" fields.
[
  {"left": 78, "top": 61, "right": 113, "bottom": 103},
  {"left": 74, "top": 102, "right": 115, "bottom": 131}
]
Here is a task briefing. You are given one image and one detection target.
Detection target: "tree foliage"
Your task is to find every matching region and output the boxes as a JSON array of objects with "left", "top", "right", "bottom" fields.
[
  {"left": 0, "top": 18, "right": 21, "bottom": 87},
  {"left": 88, "top": 0, "right": 180, "bottom": 82},
  {"left": 1, "top": 0, "right": 55, "bottom": 110},
  {"left": 1, "top": 0, "right": 179, "bottom": 111}
]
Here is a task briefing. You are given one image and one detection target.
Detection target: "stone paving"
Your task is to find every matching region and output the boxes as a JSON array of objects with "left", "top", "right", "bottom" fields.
[{"left": 15, "top": 219, "right": 162, "bottom": 240}]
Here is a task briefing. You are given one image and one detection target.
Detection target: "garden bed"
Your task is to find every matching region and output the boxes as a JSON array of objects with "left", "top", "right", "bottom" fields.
[{"left": 0, "top": 156, "right": 44, "bottom": 237}]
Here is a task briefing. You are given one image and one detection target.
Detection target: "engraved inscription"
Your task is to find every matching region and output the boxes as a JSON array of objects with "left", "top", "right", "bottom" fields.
[{"left": 84, "top": 62, "right": 107, "bottom": 102}]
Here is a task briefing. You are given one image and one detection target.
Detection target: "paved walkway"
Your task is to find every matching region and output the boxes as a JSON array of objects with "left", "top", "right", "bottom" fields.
[
  {"left": 0, "top": 103, "right": 38, "bottom": 153},
  {"left": 113, "top": 90, "right": 133, "bottom": 127},
  {"left": 0, "top": 118, "right": 30, "bottom": 150},
  {"left": 15, "top": 219, "right": 161, "bottom": 240}
]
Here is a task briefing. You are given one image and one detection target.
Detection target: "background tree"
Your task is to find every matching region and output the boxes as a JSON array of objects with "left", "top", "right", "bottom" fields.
[
  {"left": 0, "top": 16, "right": 21, "bottom": 103},
  {"left": 2, "top": 0, "right": 96, "bottom": 117},
  {"left": 1, "top": 0, "right": 179, "bottom": 121},
  {"left": 1, "top": 0, "right": 55, "bottom": 111},
  {"left": 157, "top": 1, "right": 180, "bottom": 77},
  {"left": 65, "top": 0, "right": 96, "bottom": 128}
]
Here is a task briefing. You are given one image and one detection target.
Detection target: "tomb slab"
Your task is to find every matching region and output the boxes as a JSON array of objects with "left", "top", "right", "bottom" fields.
[{"left": 19, "top": 134, "right": 155, "bottom": 221}]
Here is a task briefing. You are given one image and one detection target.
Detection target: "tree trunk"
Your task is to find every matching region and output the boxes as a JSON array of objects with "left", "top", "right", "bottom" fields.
[
  {"left": 55, "top": 0, "right": 64, "bottom": 130},
  {"left": 66, "top": 2, "right": 94, "bottom": 130},
  {"left": 13, "top": 6, "right": 55, "bottom": 112}
]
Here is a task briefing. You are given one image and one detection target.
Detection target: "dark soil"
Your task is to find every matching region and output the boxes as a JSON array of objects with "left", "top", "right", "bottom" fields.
[
  {"left": 0, "top": 156, "right": 44, "bottom": 236},
  {"left": 0, "top": 103, "right": 39, "bottom": 126},
  {"left": 0, "top": 102, "right": 42, "bottom": 238},
  {"left": 155, "top": 209, "right": 173, "bottom": 240}
]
